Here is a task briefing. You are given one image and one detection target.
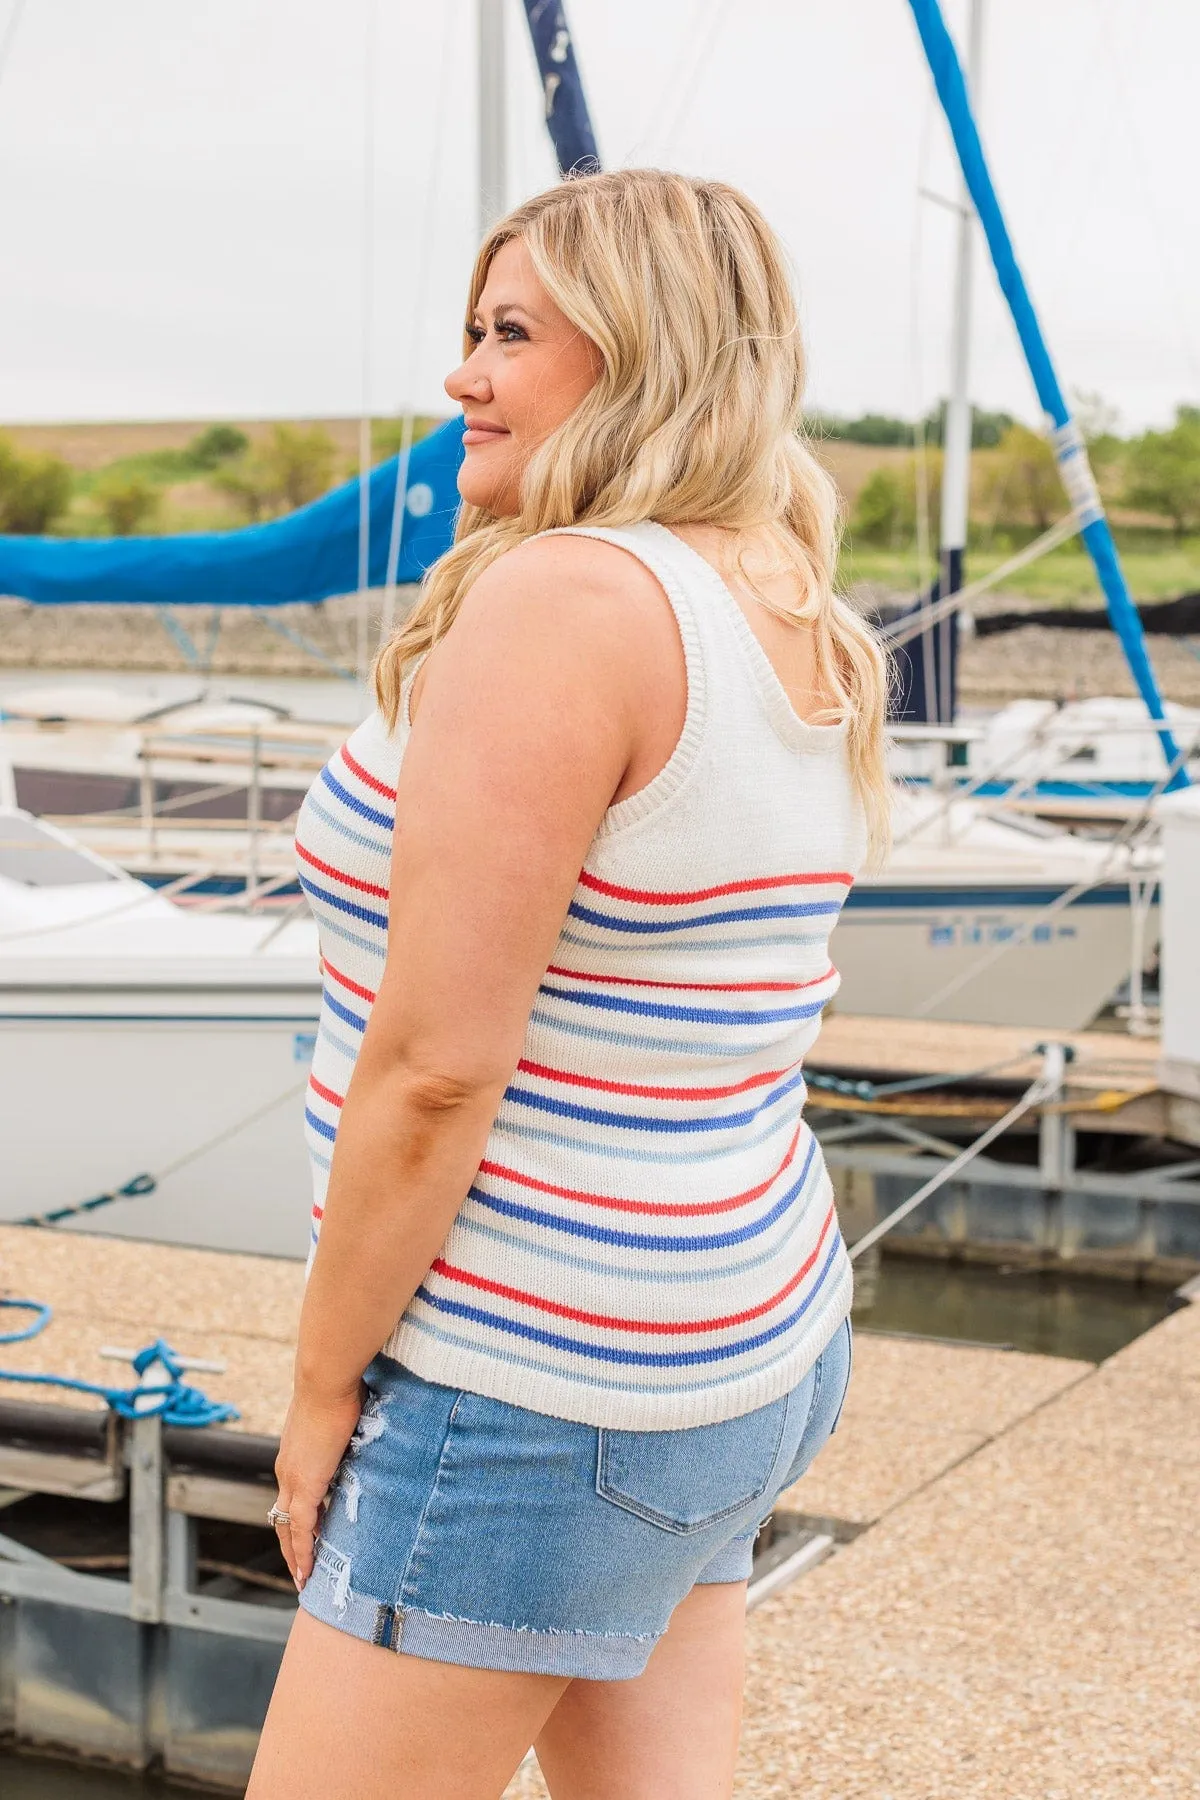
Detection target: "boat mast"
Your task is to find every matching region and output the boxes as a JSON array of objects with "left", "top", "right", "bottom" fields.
[
  {"left": 477, "top": 0, "right": 508, "bottom": 238},
  {"left": 937, "top": 0, "right": 985, "bottom": 723},
  {"left": 906, "top": 0, "right": 1186, "bottom": 785}
]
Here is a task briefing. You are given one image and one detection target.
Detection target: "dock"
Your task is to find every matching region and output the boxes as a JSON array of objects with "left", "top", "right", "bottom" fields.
[{"left": 1, "top": 1220, "right": 1195, "bottom": 1793}]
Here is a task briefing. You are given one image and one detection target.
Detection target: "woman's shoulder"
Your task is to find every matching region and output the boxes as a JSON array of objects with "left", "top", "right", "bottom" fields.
[{"left": 457, "top": 526, "right": 673, "bottom": 651}]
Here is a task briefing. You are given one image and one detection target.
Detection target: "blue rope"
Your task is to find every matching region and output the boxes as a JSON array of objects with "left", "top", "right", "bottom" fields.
[
  {"left": 0, "top": 1299, "right": 239, "bottom": 1428},
  {"left": 18, "top": 1172, "right": 157, "bottom": 1229}
]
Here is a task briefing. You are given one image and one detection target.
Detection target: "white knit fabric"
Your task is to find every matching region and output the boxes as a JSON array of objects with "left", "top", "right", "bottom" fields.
[{"left": 296, "top": 522, "right": 865, "bottom": 1428}]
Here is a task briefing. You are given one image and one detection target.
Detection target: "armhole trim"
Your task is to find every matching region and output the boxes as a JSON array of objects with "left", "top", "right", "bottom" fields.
[{"left": 546, "top": 524, "right": 708, "bottom": 838}]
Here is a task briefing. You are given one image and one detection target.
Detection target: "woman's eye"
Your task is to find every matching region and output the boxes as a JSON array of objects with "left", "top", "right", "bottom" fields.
[
  {"left": 464, "top": 324, "right": 485, "bottom": 345},
  {"left": 497, "top": 323, "right": 527, "bottom": 342}
]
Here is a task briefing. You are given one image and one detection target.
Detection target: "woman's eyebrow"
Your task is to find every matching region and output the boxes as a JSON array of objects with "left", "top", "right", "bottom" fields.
[{"left": 487, "top": 301, "right": 545, "bottom": 325}]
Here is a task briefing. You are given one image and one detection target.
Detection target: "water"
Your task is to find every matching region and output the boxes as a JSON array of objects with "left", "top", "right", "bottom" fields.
[
  {"left": 0, "top": 1261, "right": 1177, "bottom": 1797},
  {"left": 856, "top": 1252, "right": 1174, "bottom": 1363},
  {"left": 0, "top": 1750, "right": 190, "bottom": 1797}
]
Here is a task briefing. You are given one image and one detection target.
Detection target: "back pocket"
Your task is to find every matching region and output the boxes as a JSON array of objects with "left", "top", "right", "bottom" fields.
[{"left": 596, "top": 1395, "right": 790, "bottom": 1535}]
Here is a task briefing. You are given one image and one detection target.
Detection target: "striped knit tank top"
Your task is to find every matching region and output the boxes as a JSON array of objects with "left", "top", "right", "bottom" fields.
[{"left": 296, "top": 522, "right": 865, "bottom": 1430}]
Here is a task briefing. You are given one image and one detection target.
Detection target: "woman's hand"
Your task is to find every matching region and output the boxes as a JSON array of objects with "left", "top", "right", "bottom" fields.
[{"left": 271, "top": 1378, "right": 364, "bottom": 1590}]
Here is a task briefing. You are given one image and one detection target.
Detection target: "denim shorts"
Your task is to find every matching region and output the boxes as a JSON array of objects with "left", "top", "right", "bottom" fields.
[{"left": 298, "top": 1316, "right": 852, "bottom": 1680}]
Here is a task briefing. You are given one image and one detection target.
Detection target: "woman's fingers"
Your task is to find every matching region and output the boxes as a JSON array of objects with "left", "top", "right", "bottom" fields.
[{"left": 287, "top": 1492, "right": 324, "bottom": 1588}]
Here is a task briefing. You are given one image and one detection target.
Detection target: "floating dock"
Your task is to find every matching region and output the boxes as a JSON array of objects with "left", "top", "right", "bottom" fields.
[
  {"left": 1, "top": 1218, "right": 1195, "bottom": 1793},
  {"left": 807, "top": 1016, "right": 1200, "bottom": 1282}
]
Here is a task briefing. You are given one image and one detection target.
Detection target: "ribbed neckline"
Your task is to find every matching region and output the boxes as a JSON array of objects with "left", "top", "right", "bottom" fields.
[{"left": 647, "top": 523, "right": 849, "bottom": 756}]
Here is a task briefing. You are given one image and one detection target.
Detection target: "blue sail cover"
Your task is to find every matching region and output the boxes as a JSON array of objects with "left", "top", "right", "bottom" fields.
[{"left": 0, "top": 417, "right": 465, "bottom": 607}]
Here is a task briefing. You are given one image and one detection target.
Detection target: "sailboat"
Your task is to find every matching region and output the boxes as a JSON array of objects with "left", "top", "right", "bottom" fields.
[{"left": 0, "top": 0, "right": 1180, "bottom": 1033}]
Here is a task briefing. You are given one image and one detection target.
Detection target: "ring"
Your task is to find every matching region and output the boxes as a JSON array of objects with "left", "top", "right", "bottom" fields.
[{"left": 267, "top": 1505, "right": 292, "bottom": 1527}]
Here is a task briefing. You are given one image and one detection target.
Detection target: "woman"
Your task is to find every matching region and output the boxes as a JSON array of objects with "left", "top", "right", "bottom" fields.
[{"left": 248, "top": 168, "right": 888, "bottom": 1800}]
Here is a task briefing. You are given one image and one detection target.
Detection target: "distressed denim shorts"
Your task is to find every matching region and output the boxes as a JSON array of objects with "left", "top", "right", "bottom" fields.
[{"left": 299, "top": 1316, "right": 852, "bottom": 1680}]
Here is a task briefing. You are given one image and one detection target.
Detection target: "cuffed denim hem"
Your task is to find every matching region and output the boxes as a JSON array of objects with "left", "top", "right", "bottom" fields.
[
  {"left": 694, "top": 1528, "right": 758, "bottom": 1585},
  {"left": 299, "top": 1554, "right": 662, "bottom": 1680}
]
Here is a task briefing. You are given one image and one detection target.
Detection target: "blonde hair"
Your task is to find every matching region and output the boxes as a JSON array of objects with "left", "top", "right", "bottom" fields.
[{"left": 375, "top": 167, "right": 890, "bottom": 856}]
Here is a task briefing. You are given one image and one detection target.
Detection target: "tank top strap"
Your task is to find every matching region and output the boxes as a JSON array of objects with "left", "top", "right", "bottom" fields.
[{"left": 546, "top": 522, "right": 710, "bottom": 747}]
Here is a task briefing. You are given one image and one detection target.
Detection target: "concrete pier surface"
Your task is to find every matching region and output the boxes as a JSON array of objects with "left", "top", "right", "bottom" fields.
[{"left": 0, "top": 1224, "right": 1194, "bottom": 1795}]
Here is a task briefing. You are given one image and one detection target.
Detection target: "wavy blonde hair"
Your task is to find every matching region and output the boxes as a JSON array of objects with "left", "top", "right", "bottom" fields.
[{"left": 375, "top": 167, "right": 890, "bottom": 855}]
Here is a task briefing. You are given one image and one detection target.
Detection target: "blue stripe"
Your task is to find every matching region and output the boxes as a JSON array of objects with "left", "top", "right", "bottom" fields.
[
  {"left": 844, "top": 883, "right": 1155, "bottom": 910},
  {"left": 305, "top": 1107, "right": 338, "bottom": 1143},
  {"left": 493, "top": 1105, "right": 798, "bottom": 1167},
  {"left": 303, "top": 789, "right": 392, "bottom": 859},
  {"left": 528, "top": 1004, "right": 780, "bottom": 1060},
  {"left": 503, "top": 1067, "right": 805, "bottom": 1134},
  {"left": 539, "top": 983, "right": 825, "bottom": 1026},
  {"left": 320, "top": 763, "right": 394, "bottom": 830},
  {"left": 453, "top": 1156, "right": 829, "bottom": 1285},
  {"left": 399, "top": 1275, "right": 850, "bottom": 1399},
  {"left": 569, "top": 899, "right": 842, "bottom": 934},
  {"left": 467, "top": 1134, "right": 817, "bottom": 1251},
  {"left": 559, "top": 927, "right": 830, "bottom": 955},
  {"left": 299, "top": 872, "right": 388, "bottom": 931},
  {"left": 413, "top": 1231, "right": 842, "bottom": 1367},
  {"left": 323, "top": 988, "right": 366, "bottom": 1033}
]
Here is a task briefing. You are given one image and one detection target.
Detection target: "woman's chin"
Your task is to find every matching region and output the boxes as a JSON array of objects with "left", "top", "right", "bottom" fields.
[{"left": 456, "top": 469, "right": 520, "bottom": 516}]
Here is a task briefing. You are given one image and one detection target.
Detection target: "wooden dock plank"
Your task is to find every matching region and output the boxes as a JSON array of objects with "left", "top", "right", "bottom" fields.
[{"left": 812, "top": 1013, "right": 1159, "bottom": 1093}]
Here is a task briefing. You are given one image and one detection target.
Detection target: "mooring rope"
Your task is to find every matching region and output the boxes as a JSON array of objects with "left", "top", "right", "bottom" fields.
[
  {"left": 847, "top": 1070, "right": 1058, "bottom": 1262},
  {"left": 14, "top": 1075, "right": 308, "bottom": 1228},
  {"left": 0, "top": 1301, "right": 238, "bottom": 1428}
]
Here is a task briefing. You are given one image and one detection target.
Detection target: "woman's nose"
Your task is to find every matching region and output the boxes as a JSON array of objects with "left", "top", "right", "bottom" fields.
[{"left": 445, "top": 356, "right": 492, "bottom": 405}]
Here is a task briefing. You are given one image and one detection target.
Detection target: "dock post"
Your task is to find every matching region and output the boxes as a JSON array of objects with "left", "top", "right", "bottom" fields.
[
  {"left": 128, "top": 1415, "right": 166, "bottom": 1624},
  {"left": 1038, "top": 1042, "right": 1075, "bottom": 1261}
]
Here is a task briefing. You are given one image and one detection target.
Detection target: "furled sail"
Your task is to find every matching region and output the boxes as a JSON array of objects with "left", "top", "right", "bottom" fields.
[{"left": 0, "top": 419, "right": 465, "bottom": 608}]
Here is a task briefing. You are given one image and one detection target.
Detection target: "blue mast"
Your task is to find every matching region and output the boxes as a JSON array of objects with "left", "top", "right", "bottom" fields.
[
  {"left": 519, "top": 1, "right": 599, "bottom": 176},
  {"left": 906, "top": 0, "right": 1187, "bottom": 786}
]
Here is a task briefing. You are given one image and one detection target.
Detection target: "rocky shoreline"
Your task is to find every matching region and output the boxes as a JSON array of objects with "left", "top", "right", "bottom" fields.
[{"left": 3, "top": 591, "right": 1200, "bottom": 708}]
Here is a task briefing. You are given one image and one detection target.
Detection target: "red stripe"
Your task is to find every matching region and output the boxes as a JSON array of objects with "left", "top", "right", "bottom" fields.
[
  {"left": 477, "top": 1124, "right": 803, "bottom": 1218},
  {"left": 321, "top": 958, "right": 378, "bottom": 1004},
  {"left": 429, "top": 1200, "right": 836, "bottom": 1336},
  {"left": 576, "top": 868, "right": 852, "bottom": 905},
  {"left": 515, "top": 1055, "right": 798, "bottom": 1103},
  {"left": 297, "top": 839, "right": 389, "bottom": 899},
  {"left": 544, "top": 962, "right": 835, "bottom": 995},
  {"left": 341, "top": 745, "right": 397, "bottom": 801},
  {"left": 312, "top": 1202, "right": 324, "bottom": 1221},
  {"left": 308, "top": 1074, "right": 344, "bottom": 1109}
]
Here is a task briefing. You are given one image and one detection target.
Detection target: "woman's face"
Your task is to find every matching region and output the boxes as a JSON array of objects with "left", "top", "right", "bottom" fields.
[{"left": 444, "top": 236, "right": 602, "bottom": 516}]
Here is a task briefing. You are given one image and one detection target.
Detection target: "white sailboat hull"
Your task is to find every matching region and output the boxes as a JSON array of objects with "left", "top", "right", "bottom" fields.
[{"left": 831, "top": 879, "right": 1154, "bottom": 1028}]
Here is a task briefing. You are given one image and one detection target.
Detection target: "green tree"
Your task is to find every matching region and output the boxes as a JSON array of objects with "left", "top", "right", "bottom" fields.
[
  {"left": 0, "top": 436, "right": 72, "bottom": 533},
  {"left": 983, "top": 423, "right": 1064, "bottom": 533},
  {"left": 849, "top": 454, "right": 944, "bottom": 547},
  {"left": 1124, "top": 407, "right": 1200, "bottom": 538},
  {"left": 851, "top": 469, "right": 903, "bottom": 544},
  {"left": 94, "top": 471, "right": 161, "bottom": 535},
  {"left": 214, "top": 423, "right": 336, "bottom": 521},
  {"left": 187, "top": 424, "right": 250, "bottom": 470}
]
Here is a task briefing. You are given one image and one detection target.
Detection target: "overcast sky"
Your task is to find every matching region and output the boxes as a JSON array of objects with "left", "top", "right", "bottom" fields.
[{"left": 1, "top": 0, "right": 1197, "bottom": 431}]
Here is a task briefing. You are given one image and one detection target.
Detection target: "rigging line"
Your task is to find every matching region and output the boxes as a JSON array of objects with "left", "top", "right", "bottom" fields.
[
  {"left": 379, "top": 0, "right": 458, "bottom": 647},
  {"left": 847, "top": 1070, "right": 1054, "bottom": 1261},
  {"left": 0, "top": 0, "right": 26, "bottom": 95},
  {"left": 880, "top": 509, "right": 1081, "bottom": 645},
  {"left": 356, "top": 0, "right": 380, "bottom": 684},
  {"left": 0, "top": 864, "right": 217, "bottom": 944},
  {"left": 653, "top": 0, "right": 732, "bottom": 153},
  {"left": 908, "top": 90, "right": 938, "bottom": 717},
  {"left": 908, "top": 738, "right": 1183, "bottom": 1021}
]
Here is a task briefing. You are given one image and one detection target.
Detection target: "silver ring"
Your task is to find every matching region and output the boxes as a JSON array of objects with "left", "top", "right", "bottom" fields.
[{"left": 267, "top": 1504, "right": 292, "bottom": 1527}]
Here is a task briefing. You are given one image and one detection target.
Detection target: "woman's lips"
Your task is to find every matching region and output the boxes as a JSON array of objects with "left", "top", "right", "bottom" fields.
[{"left": 462, "top": 423, "right": 510, "bottom": 446}]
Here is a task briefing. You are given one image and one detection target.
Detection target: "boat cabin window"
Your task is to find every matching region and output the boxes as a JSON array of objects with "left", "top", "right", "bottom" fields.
[{"left": 0, "top": 814, "right": 120, "bottom": 886}]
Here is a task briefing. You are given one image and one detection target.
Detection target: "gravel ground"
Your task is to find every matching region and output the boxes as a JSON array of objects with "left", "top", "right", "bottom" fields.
[{"left": 4, "top": 591, "right": 1200, "bottom": 706}]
